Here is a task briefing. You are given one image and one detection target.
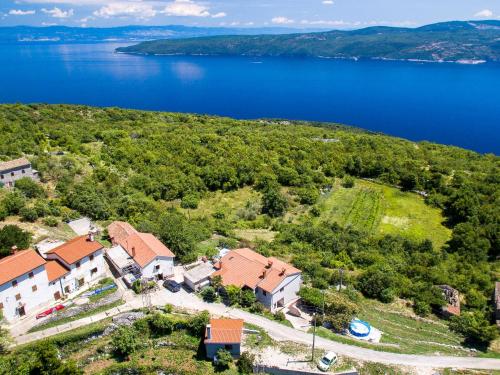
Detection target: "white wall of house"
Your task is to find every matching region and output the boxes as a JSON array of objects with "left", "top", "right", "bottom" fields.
[
  {"left": 0, "top": 265, "right": 50, "bottom": 322},
  {"left": 255, "top": 273, "right": 302, "bottom": 312},
  {"left": 141, "top": 256, "right": 174, "bottom": 279},
  {"left": 46, "top": 249, "right": 105, "bottom": 293}
]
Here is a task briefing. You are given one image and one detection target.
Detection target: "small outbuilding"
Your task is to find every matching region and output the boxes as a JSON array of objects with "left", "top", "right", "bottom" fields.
[
  {"left": 205, "top": 318, "right": 244, "bottom": 359},
  {"left": 184, "top": 262, "right": 216, "bottom": 291}
]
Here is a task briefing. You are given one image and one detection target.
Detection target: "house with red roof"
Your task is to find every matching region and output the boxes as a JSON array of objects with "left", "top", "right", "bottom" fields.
[
  {"left": 212, "top": 248, "right": 302, "bottom": 312},
  {"left": 0, "top": 249, "right": 49, "bottom": 321},
  {"left": 107, "top": 221, "right": 175, "bottom": 280},
  {"left": 205, "top": 318, "right": 244, "bottom": 359},
  {"left": 45, "top": 233, "right": 106, "bottom": 294}
]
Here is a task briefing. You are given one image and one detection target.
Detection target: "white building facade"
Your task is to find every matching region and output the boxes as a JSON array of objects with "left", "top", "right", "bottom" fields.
[{"left": 0, "top": 250, "right": 50, "bottom": 322}]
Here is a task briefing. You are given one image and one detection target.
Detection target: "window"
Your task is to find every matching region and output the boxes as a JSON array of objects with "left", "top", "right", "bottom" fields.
[
  {"left": 11, "top": 172, "right": 14, "bottom": 177},
  {"left": 64, "top": 286, "right": 70, "bottom": 294},
  {"left": 154, "top": 265, "right": 160, "bottom": 271},
  {"left": 32, "top": 285, "right": 37, "bottom": 292},
  {"left": 263, "top": 290, "right": 267, "bottom": 296},
  {"left": 15, "top": 293, "right": 21, "bottom": 301},
  {"left": 76, "top": 261, "right": 81, "bottom": 268},
  {"left": 0, "top": 302, "right": 3, "bottom": 310},
  {"left": 89, "top": 254, "right": 94, "bottom": 261},
  {"left": 91, "top": 267, "right": 98, "bottom": 275},
  {"left": 12, "top": 280, "right": 18, "bottom": 287},
  {"left": 0, "top": 174, "right": 3, "bottom": 179},
  {"left": 224, "top": 344, "right": 233, "bottom": 350},
  {"left": 29, "top": 272, "right": 34, "bottom": 279},
  {"left": 22, "top": 170, "right": 25, "bottom": 174},
  {"left": 280, "top": 288, "right": 284, "bottom": 293}
]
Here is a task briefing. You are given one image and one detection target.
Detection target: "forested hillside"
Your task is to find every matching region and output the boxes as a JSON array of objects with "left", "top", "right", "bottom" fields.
[
  {"left": 117, "top": 20, "right": 500, "bottom": 63},
  {"left": 0, "top": 104, "right": 498, "bottom": 347}
]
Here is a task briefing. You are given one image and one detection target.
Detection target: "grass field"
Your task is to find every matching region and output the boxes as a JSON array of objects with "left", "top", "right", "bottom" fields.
[{"left": 315, "top": 179, "right": 451, "bottom": 249}]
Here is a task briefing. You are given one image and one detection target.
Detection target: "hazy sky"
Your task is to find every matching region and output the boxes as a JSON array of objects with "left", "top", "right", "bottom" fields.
[{"left": 1, "top": 0, "right": 499, "bottom": 28}]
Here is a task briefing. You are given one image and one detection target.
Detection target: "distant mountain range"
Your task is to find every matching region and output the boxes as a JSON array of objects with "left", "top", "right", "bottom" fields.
[
  {"left": 116, "top": 21, "right": 500, "bottom": 64},
  {"left": 0, "top": 25, "right": 322, "bottom": 44}
]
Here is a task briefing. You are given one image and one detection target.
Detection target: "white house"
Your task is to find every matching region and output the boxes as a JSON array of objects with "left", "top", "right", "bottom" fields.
[
  {"left": 45, "top": 234, "right": 106, "bottom": 294},
  {"left": 212, "top": 248, "right": 302, "bottom": 312},
  {"left": 0, "top": 250, "right": 50, "bottom": 321},
  {"left": 107, "top": 221, "right": 175, "bottom": 280}
]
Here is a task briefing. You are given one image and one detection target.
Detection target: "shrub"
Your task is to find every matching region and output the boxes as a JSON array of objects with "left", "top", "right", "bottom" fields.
[
  {"left": 111, "top": 326, "right": 140, "bottom": 357},
  {"left": 201, "top": 287, "right": 217, "bottom": 302},
  {"left": 2, "top": 191, "right": 25, "bottom": 215},
  {"left": 342, "top": 175, "right": 355, "bottom": 188},
  {"left": 180, "top": 194, "right": 199, "bottom": 209},
  {"left": 0, "top": 205, "right": 7, "bottom": 221},
  {"left": 296, "top": 186, "right": 319, "bottom": 205},
  {"left": 449, "top": 311, "right": 498, "bottom": 346},
  {"left": 42, "top": 216, "right": 59, "bottom": 227},
  {"left": 249, "top": 302, "right": 265, "bottom": 314},
  {"left": 261, "top": 185, "right": 288, "bottom": 218},
  {"left": 20, "top": 207, "right": 38, "bottom": 222},
  {"left": 240, "top": 289, "right": 257, "bottom": 308},
  {"left": 215, "top": 348, "right": 233, "bottom": 370},
  {"left": 237, "top": 352, "right": 255, "bottom": 374},
  {"left": 187, "top": 310, "right": 210, "bottom": 336},
  {"left": 131, "top": 280, "right": 143, "bottom": 294},
  {"left": 225, "top": 285, "right": 242, "bottom": 306},
  {"left": 164, "top": 304, "right": 174, "bottom": 313},
  {"left": 0, "top": 225, "right": 32, "bottom": 257},
  {"left": 147, "top": 313, "right": 173, "bottom": 335},
  {"left": 15, "top": 177, "right": 45, "bottom": 198},
  {"left": 273, "top": 311, "right": 286, "bottom": 322}
]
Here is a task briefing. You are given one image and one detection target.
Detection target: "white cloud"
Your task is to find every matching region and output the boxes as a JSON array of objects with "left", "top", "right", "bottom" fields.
[
  {"left": 162, "top": 0, "right": 210, "bottom": 17},
  {"left": 322, "top": 0, "right": 334, "bottom": 5},
  {"left": 42, "top": 7, "right": 74, "bottom": 18},
  {"left": 271, "top": 16, "right": 294, "bottom": 24},
  {"left": 41, "top": 22, "right": 57, "bottom": 26},
  {"left": 93, "top": 2, "right": 156, "bottom": 19},
  {"left": 211, "top": 12, "right": 226, "bottom": 19},
  {"left": 9, "top": 9, "right": 36, "bottom": 15},
  {"left": 474, "top": 9, "right": 493, "bottom": 18}
]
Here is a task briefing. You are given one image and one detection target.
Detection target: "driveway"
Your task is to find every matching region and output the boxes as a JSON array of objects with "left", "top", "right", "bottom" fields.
[{"left": 12, "top": 286, "right": 500, "bottom": 371}]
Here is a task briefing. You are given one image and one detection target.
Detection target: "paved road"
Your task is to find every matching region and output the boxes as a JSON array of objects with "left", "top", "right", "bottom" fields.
[{"left": 12, "top": 287, "right": 500, "bottom": 371}]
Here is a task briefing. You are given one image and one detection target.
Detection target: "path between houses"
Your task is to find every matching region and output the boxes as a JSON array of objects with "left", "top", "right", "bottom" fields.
[{"left": 12, "top": 288, "right": 500, "bottom": 371}]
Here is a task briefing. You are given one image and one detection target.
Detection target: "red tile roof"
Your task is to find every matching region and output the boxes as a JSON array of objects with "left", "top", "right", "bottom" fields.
[
  {"left": 205, "top": 319, "right": 244, "bottom": 344},
  {"left": 0, "top": 157, "right": 31, "bottom": 172},
  {"left": 47, "top": 235, "right": 103, "bottom": 265},
  {"left": 0, "top": 249, "right": 46, "bottom": 286},
  {"left": 45, "top": 260, "right": 70, "bottom": 282},
  {"left": 108, "top": 221, "right": 175, "bottom": 268},
  {"left": 212, "top": 248, "right": 301, "bottom": 293}
]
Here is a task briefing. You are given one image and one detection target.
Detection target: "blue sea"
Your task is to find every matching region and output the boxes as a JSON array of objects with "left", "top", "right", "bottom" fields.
[{"left": 0, "top": 42, "right": 499, "bottom": 154}]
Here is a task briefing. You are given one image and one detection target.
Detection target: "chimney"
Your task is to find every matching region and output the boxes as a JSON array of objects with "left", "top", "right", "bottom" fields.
[
  {"left": 11, "top": 245, "right": 18, "bottom": 254},
  {"left": 131, "top": 246, "right": 136, "bottom": 258},
  {"left": 266, "top": 260, "right": 273, "bottom": 269},
  {"left": 261, "top": 270, "right": 267, "bottom": 279},
  {"left": 87, "top": 232, "right": 95, "bottom": 242},
  {"left": 206, "top": 324, "right": 211, "bottom": 340},
  {"left": 280, "top": 268, "right": 286, "bottom": 276}
]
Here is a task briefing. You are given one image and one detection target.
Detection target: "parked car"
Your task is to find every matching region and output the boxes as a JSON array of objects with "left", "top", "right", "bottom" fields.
[
  {"left": 36, "top": 304, "right": 65, "bottom": 319},
  {"left": 163, "top": 279, "right": 181, "bottom": 292},
  {"left": 317, "top": 351, "right": 338, "bottom": 372}
]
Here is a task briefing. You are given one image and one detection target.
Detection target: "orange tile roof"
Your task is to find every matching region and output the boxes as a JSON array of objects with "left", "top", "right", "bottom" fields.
[
  {"left": 0, "top": 157, "right": 31, "bottom": 172},
  {"left": 205, "top": 319, "right": 244, "bottom": 344},
  {"left": 212, "top": 248, "right": 301, "bottom": 293},
  {"left": 47, "top": 235, "right": 103, "bottom": 265},
  {"left": 108, "top": 221, "right": 137, "bottom": 246},
  {"left": 0, "top": 249, "right": 46, "bottom": 286},
  {"left": 108, "top": 222, "right": 175, "bottom": 268},
  {"left": 45, "top": 260, "right": 70, "bottom": 282}
]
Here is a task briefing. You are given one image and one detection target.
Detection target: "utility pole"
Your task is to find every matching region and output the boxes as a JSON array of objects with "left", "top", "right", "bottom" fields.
[{"left": 311, "top": 311, "right": 317, "bottom": 362}]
